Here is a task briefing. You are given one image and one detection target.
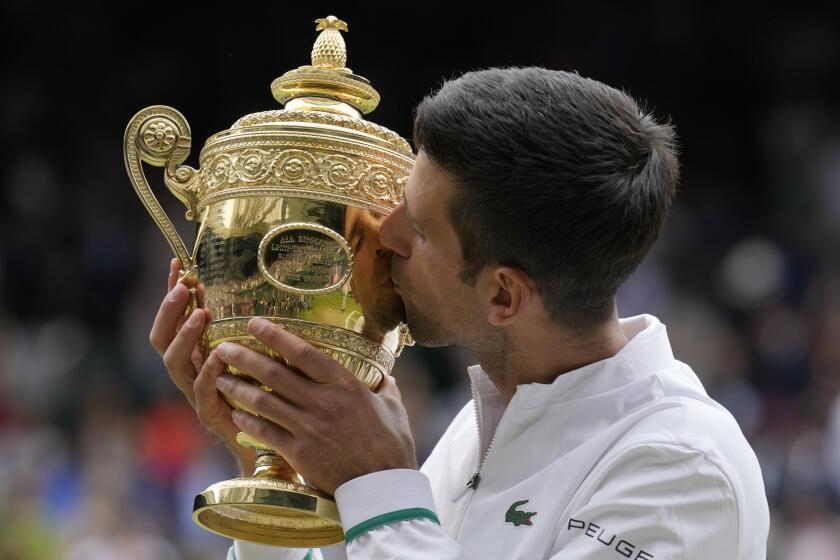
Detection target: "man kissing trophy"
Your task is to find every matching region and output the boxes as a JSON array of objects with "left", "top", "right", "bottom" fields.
[{"left": 124, "top": 15, "right": 412, "bottom": 547}]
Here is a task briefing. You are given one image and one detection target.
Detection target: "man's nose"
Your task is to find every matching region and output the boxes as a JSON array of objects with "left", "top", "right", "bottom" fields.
[{"left": 379, "top": 203, "right": 411, "bottom": 258}]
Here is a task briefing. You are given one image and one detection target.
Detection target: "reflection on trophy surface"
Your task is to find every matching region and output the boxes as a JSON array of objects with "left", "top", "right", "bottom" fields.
[
  {"left": 123, "top": 15, "right": 413, "bottom": 547},
  {"left": 197, "top": 201, "right": 405, "bottom": 347},
  {"left": 343, "top": 207, "right": 406, "bottom": 342}
]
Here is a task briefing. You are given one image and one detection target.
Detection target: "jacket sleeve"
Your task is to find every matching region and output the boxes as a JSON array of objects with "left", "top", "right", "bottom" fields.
[
  {"left": 548, "top": 442, "right": 754, "bottom": 559},
  {"left": 334, "top": 468, "right": 461, "bottom": 560},
  {"left": 227, "top": 469, "right": 456, "bottom": 560}
]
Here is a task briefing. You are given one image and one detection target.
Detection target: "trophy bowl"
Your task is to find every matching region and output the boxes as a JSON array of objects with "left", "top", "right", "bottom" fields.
[{"left": 123, "top": 15, "right": 414, "bottom": 547}]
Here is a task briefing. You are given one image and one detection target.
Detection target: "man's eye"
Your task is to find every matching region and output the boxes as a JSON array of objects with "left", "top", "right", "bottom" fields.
[{"left": 354, "top": 235, "right": 364, "bottom": 252}]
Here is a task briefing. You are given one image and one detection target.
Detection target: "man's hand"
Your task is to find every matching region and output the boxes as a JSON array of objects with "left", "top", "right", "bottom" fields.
[
  {"left": 149, "top": 258, "right": 257, "bottom": 475},
  {"left": 200, "top": 317, "right": 418, "bottom": 495}
]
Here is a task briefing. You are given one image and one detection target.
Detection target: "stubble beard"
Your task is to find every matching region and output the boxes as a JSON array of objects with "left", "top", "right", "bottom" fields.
[
  {"left": 402, "top": 293, "right": 454, "bottom": 347},
  {"left": 392, "top": 258, "right": 475, "bottom": 348}
]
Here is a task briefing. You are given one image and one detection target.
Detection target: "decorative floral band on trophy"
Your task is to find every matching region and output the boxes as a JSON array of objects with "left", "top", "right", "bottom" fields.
[{"left": 123, "top": 15, "right": 413, "bottom": 548}]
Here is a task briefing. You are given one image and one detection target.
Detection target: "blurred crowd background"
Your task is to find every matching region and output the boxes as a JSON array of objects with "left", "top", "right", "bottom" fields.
[{"left": 1, "top": 2, "right": 838, "bottom": 559}]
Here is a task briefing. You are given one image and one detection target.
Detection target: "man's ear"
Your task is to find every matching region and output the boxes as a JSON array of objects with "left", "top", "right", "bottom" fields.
[{"left": 477, "top": 266, "right": 537, "bottom": 326}]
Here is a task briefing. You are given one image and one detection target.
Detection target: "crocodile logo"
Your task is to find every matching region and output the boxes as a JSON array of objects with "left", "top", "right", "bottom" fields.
[{"left": 505, "top": 499, "right": 537, "bottom": 527}]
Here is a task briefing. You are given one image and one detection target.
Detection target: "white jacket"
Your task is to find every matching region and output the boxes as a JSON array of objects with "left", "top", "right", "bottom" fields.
[{"left": 230, "top": 315, "right": 769, "bottom": 559}]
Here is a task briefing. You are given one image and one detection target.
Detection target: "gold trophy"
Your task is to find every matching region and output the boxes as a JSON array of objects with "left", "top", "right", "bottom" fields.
[{"left": 123, "top": 16, "right": 414, "bottom": 547}]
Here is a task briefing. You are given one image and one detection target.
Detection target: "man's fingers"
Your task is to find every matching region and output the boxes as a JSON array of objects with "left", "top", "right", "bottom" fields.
[
  {"left": 195, "top": 351, "right": 225, "bottom": 407},
  {"left": 194, "top": 354, "right": 259, "bottom": 473},
  {"left": 231, "top": 409, "right": 295, "bottom": 457},
  {"left": 377, "top": 375, "right": 401, "bottom": 399},
  {"left": 194, "top": 351, "right": 233, "bottom": 430},
  {"left": 168, "top": 258, "right": 180, "bottom": 291},
  {"left": 191, "top": 345, "right": 205, "bottom": 373},
  {"left": 162, "top": 308, "right": 206, "bottom": 402},
  {"left": 150, "top": 283, "right": 190, "bottom": 355},
  {"left": 216, "top": 373, "right": 305, "bottom": 433},
  {"left": 248, "top": 318, "right": 346, "bottom": 384},
  {"left": 216, "top": 342, "right": 316, "bottom": 408},
  {"left": 376, "top": 375, "right": 408, "bottom": 416}
]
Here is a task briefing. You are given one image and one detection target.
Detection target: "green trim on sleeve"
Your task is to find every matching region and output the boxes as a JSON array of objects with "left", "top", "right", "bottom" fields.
[
  {"left": 302, "top": 549, "right": 314, "bottom": 560},
  {"left": 344, "top": 507, "right": 441, "bottom": 543}
]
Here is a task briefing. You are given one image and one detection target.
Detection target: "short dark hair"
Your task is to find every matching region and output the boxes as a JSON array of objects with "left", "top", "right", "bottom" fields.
[{"left": 413, "top": 67, "right": 679, "bottom": 331}]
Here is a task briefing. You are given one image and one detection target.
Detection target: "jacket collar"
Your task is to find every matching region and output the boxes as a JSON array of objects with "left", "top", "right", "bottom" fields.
[{"left": 467, "top": 314, "right": 677, "bottom": 410}]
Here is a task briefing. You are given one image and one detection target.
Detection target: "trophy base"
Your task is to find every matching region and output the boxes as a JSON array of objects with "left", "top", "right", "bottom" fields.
[{"left": 192, "top": 476, "right": 343, "bottom": 547}]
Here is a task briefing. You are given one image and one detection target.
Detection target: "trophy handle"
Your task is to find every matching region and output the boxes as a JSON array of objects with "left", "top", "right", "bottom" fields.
[
  {"left": 394, "top": 324, "right": 414, "bottom": 357},
  {"left": 124, "top": 106, "right": 202, "bottom": 302}
]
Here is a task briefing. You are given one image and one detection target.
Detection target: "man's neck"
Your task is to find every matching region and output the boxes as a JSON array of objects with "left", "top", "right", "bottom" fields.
[{"left": 472, "top": 317, "right": 629, "bottom": 403}]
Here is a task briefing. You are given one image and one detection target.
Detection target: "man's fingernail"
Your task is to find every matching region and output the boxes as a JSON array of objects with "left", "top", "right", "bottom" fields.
[
  {"left": 249, "top": 318, "right": 268, "bottom": 334},
  {"left": 168, "top": 284, "right": 184, "bottom": 301},
  {"left": 216, "top": 342, "right": 232, "bottom": 358},
  {"left": 186, "top": 309, "right": 201, "bottom": 326},
  {"left": 216, "top": 374, "right": 233, "bottom": 391}
]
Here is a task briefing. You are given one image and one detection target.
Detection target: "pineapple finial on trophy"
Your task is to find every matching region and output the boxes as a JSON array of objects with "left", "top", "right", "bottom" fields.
[
  {"left": 312, "top": 15, "right": 349, "bottom": 69},
  {"left": 271, "top": 15, "right": 380, "bottom": 115}
]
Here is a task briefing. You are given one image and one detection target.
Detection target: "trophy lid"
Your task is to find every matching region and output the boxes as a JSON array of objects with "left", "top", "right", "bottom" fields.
[
  {"left": 192, "top": 15, "right": 414, "bottom": 217},
  {"left": 270, "top": 15, "right": 381, "bottom": 116}
]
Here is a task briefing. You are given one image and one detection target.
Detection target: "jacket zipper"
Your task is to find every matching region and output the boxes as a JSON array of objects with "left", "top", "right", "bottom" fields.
[
  {"left": 452, "top": 420, "right": 499, "bottom": 501},
  {"left": 452, "top": 383, "right": 516, "bottom": 538}
]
